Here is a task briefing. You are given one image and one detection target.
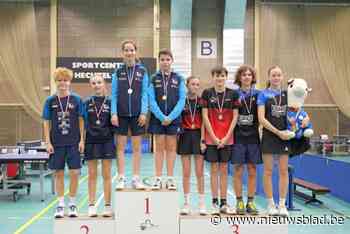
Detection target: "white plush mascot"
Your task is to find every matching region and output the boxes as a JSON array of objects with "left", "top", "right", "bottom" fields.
[{"left": 285, "top": 78, "right": 314, "bottom": 140}]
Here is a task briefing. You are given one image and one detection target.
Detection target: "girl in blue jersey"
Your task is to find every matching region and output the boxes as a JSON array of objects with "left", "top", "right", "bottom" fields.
[
  {"left": 231, "top": 65, "right": 262, "bottom": 215},
  {"left": 111, "top": 40, "right": 149, "bottom": 190},
  {"left": 148, "top": 49, "right": 186, "bottom": 190},
  {"left": 257, "top": 66, "right": 290, "bottom": 217},
  {"left": 84, "top": 74, "right": 115, "bottom": 217}
]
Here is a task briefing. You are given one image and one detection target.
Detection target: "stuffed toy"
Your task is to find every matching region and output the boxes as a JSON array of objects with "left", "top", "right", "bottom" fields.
[
  {"left": 285, "top": 78, "right": 314, "bottom": 139},
  {"left": 285, "top": 78, "right": 314, "bottom": 156}
]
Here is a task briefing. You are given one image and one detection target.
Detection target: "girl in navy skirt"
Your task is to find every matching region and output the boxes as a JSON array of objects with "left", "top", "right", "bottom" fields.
[
  {"left": 84, "top": 74, "right": 115, "bottom": 217},
  {"left": 257, "top": 66, "right": 290, "bottom": 217}
]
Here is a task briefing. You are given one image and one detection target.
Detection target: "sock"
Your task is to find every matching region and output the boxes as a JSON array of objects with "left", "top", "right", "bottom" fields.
[
  {"left": 133, "top": 175, "right": 139, "bottom": 180},
  {"left": 105, "top": 203, "right": 111, "bottom": 207},
  {"left": 199, "top": 194, "right": 205, "bottom": 206},
  {"left": 118, "top": 174, "right": 125, "bottom": 179},
  {"left": 279, "top": 198, "right": 286, "bottom": 207},
  {"left": 212, "top": 198, "right": 219, "bottom": 206},
  {"left": 184, "top": 194, "right": 190, "bottom": 205},
  {"left": 58, "top": 197, "right": 65, "bottom": 207},
  {"left": 236, "top": 196, "right": 243, "bottom": 202},
  {"left": 268, "top": 198, "right": 275, "bottom": 207},
  {"left": 167, "top": 176, "right": 174, "bottom": 181},
  {"left": 69, "top": 196, "right": 76, "bottom": 206},
  {"left": 248, "top": 196, "right": 254, "bottom": 203},
  {"left": 220, "top": 198, "right": 227, "bottom": 208}
]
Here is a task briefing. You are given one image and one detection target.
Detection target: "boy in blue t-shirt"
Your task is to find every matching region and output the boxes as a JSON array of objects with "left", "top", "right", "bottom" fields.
[{"left": 42, "top": 67, "right": 84, "bottom": 218}]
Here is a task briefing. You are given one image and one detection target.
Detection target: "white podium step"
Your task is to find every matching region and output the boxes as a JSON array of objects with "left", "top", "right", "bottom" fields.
[
  {"left": 53, "top": 215, "right": 115, "bottom": 234},
  {"left": 180, "top": 214, "right": 288, "bottom": 234},
  {"left": 115, "top": 188, "right": 179, "bottom": 234}
]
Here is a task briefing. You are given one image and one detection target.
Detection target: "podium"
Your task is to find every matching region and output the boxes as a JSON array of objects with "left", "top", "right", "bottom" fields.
[
  {"left": 53, "top": 216, "right": 115, "bottom": 234},
  {"left": 54, "top": 189, "right": 288, "bottom": 234},
  {"left": 115, "top": 189, "right": 179, "bottom": 234},
  {"left": 180, "top": 214, "right": 288, "bottom": 234}
]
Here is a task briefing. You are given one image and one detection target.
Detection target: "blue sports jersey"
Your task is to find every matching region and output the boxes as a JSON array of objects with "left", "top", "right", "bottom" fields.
[
  {"left": 83, "top": 96, "right": 114, "bottom": 144},
  {"left": 257, "top": 88, "right": 288, "bottom": 131},
  {"left": 111, "top": 63, "right": 149, "bottom": 117},
  {"left": 42, "top": 93, "right": 83, "bottom": 147},
  {"left": 148, "top": 71, "right": 186, "bottom": 124}
]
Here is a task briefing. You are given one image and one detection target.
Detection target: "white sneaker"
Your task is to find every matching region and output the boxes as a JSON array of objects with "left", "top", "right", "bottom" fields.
[
  {"left": 278, "top": 206, "right": 289, "bottom": 217},
  {"left": 88, "top": 205, "right": 97, "bottom": 217},
  {"left": 220, "top": 205, "right": 234, "bottom": 215},
  {"left": 199, "top": 204, "right": 208, "bottom": 216},
  {"left": 54, "top": 206, "right": 65, "bottom": 218},
  {"left": 152, "top": 177, "right": 162, "bottom": 190},
  {"left": 68, "top": 204, "right": 78, "bottom": 217},
  {"left": 102, "top": 205, "right": 113, "bottom": 217},
  {"left": 165, "top": 178, "right": 177, "bottom": 190},
  {"left": 180, "top": 204, "right": 191, "bottom": 215},
  {"left": 267, "top": 204, "right": 279, "bottom": 216},
  {"left": 211, "top": 204, "right": 220, "bottom": 214},
  {"left": 132, "top": 176, "right": 145, "bottom": 190},
  {"left": 115, "top": 176, "right": 126, "bottom": 190}
]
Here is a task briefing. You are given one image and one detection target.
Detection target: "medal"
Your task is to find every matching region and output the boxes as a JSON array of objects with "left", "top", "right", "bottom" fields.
[
  {"left": 214, "top": 88, "right": 226, "bottom": 121},
  {"left": 92, "top": 96, "right": 107, "bottom": 126},
  {"left": 186, "top": 96, "right": 198, "bottom": 129},
  {"left": 161, "top": 71, "right": 171, "bottom": 102},
  {"left": 126, "top": 64, "right": 136, "bottom": 95},
  {"left": 57, "top": 94, "right": 70, "bottom": 119},
  {"left": 241, "top": 88, "right": 253, "bottom": 115}
]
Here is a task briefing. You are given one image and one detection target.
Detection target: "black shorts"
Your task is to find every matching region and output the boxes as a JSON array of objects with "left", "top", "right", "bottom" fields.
[
  {"left": 115, "top": 116, "right": 145, "bottom": 136},
  {"left": 204, "top": 145, "right": 232, "bottom": 163},
  {"left": 148, "top": 123, "right": 182, "bottom": 135},
  {"left": 231, "top": 144, "right": 262, "bottom": 164},
  {"left": 84, "top": 140, "right": 116, "bottom": 161},
  {"left": 261, "top": 129, "right": 291, "bottom": 155},
  {"left": 177, "top": 129, "right": 202, "bottom": 155}
]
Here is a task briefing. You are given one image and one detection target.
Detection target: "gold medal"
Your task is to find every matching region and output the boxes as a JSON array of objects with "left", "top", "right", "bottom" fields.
[
  {"left": 218, "top": 114, "right": 223, "bottom": 120},
  {"left": 191, "top": 123, "right": 195, "bottom": 129}
]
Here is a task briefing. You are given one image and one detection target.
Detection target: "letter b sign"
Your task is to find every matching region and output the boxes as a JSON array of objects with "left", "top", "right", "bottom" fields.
[{"left": 197, "top": 38, "right": 217, "bottom": 59}]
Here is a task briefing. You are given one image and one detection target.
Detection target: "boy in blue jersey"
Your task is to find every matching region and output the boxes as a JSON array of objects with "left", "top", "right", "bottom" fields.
[
  {"left": 148, "top": 49, "right": 186, "bottom": 190},
  {"left": 111, "top": 40, "right": 149, "bottom": 190},
  {"left": 42, "top": 67, "right": 84, "bottom": 218}
]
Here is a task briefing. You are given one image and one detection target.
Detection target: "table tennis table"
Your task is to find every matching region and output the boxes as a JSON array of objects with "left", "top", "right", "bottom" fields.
[{"left": 0, "top": 152, "right": 54, "bottom": 201}]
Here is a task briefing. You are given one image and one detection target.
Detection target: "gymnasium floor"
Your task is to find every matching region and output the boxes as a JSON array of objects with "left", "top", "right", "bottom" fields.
[{"left": 1, "top": 154, "right": 350, "bottom": 234}]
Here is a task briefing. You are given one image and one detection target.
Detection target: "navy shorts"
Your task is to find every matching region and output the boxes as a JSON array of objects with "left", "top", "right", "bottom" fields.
[
  {"left": 148, "top": 122, "right": 182, "bottom": 135},
  {"left": 204, "top": 145, "right": 231, "bottom": 163},
  {"left": 177, "top": 129, "right": 202, "bottom": 155},
  {"left": 84, "top": 140, "right": 116, "bottom": 161},
  {"left": 231, "top": 144, "right": 262, "bottom": 164},
  {"left": 115, "top": 116, "right": 145, "bottom": 136},
  {"left": 49, "top": 145, "right": 81, "bottom": 170}
]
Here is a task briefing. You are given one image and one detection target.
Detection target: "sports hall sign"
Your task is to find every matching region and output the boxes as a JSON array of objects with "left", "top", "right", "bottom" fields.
[{"left": 57, "top": 57, "right": 157, "bottom": 83}]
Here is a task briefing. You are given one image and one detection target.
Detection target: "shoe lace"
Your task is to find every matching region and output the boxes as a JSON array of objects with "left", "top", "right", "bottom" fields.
[{"left": 247, "top": 202, "right": 256, "bottom": 210}]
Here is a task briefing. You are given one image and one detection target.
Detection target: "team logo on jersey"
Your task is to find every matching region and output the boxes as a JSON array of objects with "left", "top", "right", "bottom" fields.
[{"left": 51, "top": 104, "right": 58, "bottom": 108}]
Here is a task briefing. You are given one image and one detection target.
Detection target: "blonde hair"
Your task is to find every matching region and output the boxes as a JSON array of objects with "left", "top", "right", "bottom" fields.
[
  {"left": 266, "top": 65, "right": 282, "bottom": 88},
  {"left": 53, "top": 67, "right": 73, "bottom": 81},
  {"left": 90, "top": 74, "right": 108, "bottom": 96}
]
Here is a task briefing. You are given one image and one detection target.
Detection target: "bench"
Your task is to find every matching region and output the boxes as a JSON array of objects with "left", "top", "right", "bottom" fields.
[{"left": 293, "top": 178, "right": 330, "bottom": 204}]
